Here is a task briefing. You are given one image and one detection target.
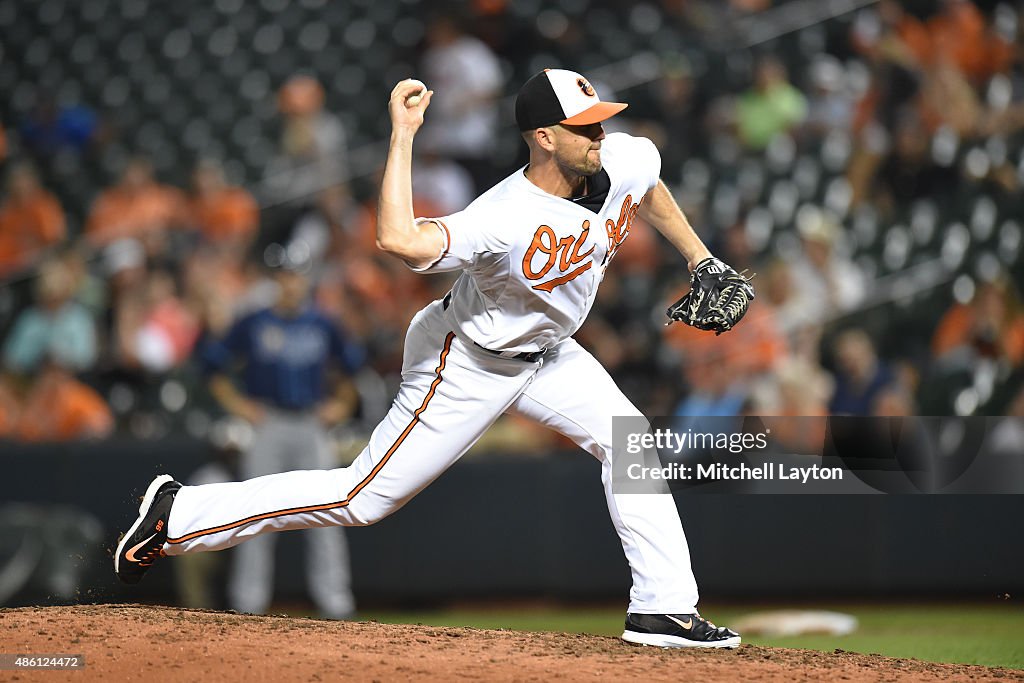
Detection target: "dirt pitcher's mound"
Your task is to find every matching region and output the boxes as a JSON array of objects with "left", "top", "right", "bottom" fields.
[{"left": 1, "top": 605, "right": 1021, "bottom": 682}]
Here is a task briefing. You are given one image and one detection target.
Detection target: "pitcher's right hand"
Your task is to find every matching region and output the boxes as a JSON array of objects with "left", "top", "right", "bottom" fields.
[{"left": 389, "top": 79, "right": 433, "bottom": 135}]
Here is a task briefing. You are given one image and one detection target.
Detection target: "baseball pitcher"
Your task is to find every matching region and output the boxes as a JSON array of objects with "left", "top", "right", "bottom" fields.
[{"left": 115, "top": 69, "right": 753, "bottom": 648}]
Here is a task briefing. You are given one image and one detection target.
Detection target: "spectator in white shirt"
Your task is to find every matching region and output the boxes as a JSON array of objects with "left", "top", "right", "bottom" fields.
[{"left": 419, "top": 16, "right": 504, "bottom": 191}]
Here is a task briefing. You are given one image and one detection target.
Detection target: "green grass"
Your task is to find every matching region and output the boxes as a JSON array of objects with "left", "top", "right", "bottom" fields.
[{"left": 362, "top": 603, "right": 1024, "bottom": 670}]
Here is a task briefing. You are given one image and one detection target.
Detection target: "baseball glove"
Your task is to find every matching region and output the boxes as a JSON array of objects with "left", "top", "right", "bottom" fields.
[{"left": 666, "top": 257, "right": 755, "bottom": 335}]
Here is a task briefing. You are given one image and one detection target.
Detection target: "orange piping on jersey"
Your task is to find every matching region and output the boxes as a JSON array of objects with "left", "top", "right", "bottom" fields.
[
  {"left": 343, "top": 331, "right": 452, "bottom": 500},
  {"left": 418, "top": 219, "right": 452, "bottom": 270},
  {"left": 532, "top": 261, "right": 592, "bottom": 292},
  {"left": 435, "top": 219, "right": 452, "bottom": 260},
  {"left": 166, "top": 332, "right": 456, "bottom": 545}
]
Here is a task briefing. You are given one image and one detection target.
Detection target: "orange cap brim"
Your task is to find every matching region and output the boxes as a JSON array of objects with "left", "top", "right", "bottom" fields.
[{"left": 561, "top": 101, "right": 628, "bottom": 126}]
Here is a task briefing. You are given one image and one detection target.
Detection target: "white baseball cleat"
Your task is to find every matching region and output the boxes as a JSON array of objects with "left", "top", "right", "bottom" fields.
[
  {"left": 622, "top": 613, "right": 741, "bottom": 648},
  {"left": 114, "top": 474, "right": 181, "bottom": 584}
]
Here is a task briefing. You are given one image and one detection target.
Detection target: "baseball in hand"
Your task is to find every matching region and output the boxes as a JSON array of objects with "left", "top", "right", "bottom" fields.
[{"left": 406, "top": 92, "right": 423, "bottom": 107}]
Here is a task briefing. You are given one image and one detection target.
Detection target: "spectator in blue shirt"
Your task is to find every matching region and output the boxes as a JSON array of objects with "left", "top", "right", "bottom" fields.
[
  {"left": 202, "top": 254, "right": 361, "bottom": 619},
  {"left": 3, "top": 257, "right": 97, "bottom": 375},
  {"left": 20, "top": 95, "right": 99, "bottom": 159},
  {"left": 829, "top": 329, "right": 895, "bottom": 416}
]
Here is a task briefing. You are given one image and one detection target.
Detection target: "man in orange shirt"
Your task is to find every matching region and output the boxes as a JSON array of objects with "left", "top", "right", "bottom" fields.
[
  {"left": 933, "top": 278, "right": 1024, "bottom": 368},
  {"left": 0, "top": 373, "right": 20, "bottom": 438},
  {"left": 666, "top": 291, "right": 788, "bottom": 389},
  {"left": 927, "top": 0, "right": 1006, "bottom": 84},
  {"left": 189, "top": 160, "right": 259, "bottom": 252},
  {"left": 0, "top": 163, "right": 66, "bottom": 277},
  {"left": 85, "top": 157, "right": 185, "bottom": 252},
  {"left": 15, "top": 360, "right": 113, "bottom": 442}
]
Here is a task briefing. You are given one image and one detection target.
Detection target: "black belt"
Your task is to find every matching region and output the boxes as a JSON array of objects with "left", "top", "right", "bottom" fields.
[{"left": 442, "top": 292, "right": 547, "bottom": 363}]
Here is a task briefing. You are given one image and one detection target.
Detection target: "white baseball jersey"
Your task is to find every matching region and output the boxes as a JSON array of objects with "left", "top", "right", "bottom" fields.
[
  {"left": 162, "top": 131, "right": 701, "bottom": 616},
  {"left": 414, "top": 132, "right": 661, "bottom": 353}
]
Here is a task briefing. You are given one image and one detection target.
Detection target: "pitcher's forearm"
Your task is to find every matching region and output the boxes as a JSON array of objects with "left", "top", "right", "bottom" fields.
[
  {"left": 377, "top": 131, "right": 417, "bottom": 253},
  {"left": 640, "top": 180, "right": 712, "bottom": 270}
]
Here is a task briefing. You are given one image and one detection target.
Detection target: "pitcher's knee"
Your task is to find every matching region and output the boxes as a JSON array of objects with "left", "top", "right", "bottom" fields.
[{"left": 589, "top": 409, "right": 648, "bottom": 465}]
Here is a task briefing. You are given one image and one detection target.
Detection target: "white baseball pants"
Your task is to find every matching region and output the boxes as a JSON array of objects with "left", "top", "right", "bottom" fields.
[{"left": 165, "top": 300, "right": 699, "bottom": 614}]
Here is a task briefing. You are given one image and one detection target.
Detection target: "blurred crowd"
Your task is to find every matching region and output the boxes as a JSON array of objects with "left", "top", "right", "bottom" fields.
[{"left": 1, "top": 0, "right": 1023, "bottom": 448}]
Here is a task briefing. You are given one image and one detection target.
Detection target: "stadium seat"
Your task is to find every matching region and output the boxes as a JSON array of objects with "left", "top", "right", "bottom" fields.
[
  {"left": 793, "top": 155, "right": 822, "bottom": 201},
  {"left": 765, "top": 133, "right": 797, "bottom": 175},
  {"left": 737, "top": 158, "right": 765, "bottom": 205},
  {"left": 882, "top": 224, "right": 911, "bottom": 273},
  {"left": 941, "top": 223, "right": 971, "bottom": 272},
  {"left": 822, "top": 177, "right": 852, "bottom": 219},
  {"left": 767, "top": 179, "right": 799, "bottom": 226},
  {"left": 970, "top": 195, "right": 998, "bottom": 244},
  {"left": 850, "top": 204, "right": 879, "bottom": 252},
  {"left": 997, "top": 220, "right": 1022, "bottom": 266}
]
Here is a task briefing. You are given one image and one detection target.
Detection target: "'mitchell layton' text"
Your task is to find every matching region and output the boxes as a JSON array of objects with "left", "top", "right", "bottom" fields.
[{"left": 626, "top": 461, "right": 843, "bottom": 483}]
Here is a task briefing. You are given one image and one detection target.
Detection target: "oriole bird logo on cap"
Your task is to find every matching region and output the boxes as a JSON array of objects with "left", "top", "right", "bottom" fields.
[{"left": 515, "top": 68, "right": 627, "bottom": 131}]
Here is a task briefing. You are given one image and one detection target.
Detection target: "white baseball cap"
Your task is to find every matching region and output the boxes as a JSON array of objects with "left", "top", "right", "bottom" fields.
[{"left": 515, "top": 68, "right": 628, "bottom": 131}]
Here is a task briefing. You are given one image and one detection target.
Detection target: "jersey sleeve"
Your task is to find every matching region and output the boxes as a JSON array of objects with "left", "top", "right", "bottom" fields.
[
  {"left": 407, "top": 206, "right": 502, "bottom": 273},
  {"left": 634, "top": 135, "right": 662, "bottom": 192},
  {"left": 604, "top": 132, "right": 662, "bottom": 194}
]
